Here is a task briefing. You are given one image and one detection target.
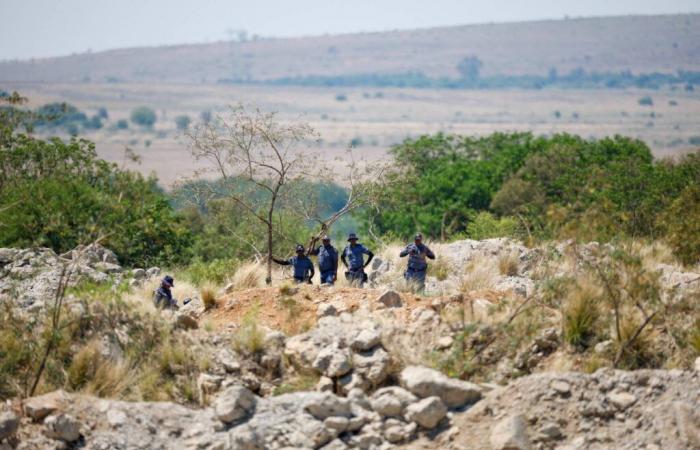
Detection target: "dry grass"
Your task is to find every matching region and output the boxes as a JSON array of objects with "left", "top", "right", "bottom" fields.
[
  {"left": 392, "top": 277, "right": 422, "bottom": 294},
  {"left": 230, "top": 262, "right": 265, "bottom": 291},
  {"left": 200, "top": 284, "right": 218, "bottom": 310},
  {"left": 232, "top": 304, "right": 266, "bottom": 355},
  {"left": 497, "top": 252, "right": 520, "bottom": 276},
  {"left": 67, "top": 340, "right": 134, "bottom": 398},
  {"left": 458, "top": 256, "right": 498, "bottom": 293},
  {"left": 428, "top": 255, "right": 452, "bottom": 281},
  {"left": 562, "top": 279, "right": 602, "bottom": 348}
]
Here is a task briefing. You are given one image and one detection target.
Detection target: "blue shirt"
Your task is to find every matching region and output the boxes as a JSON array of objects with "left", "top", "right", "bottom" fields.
[
  {"left": 311, "top": 245, "right": 338, "bottom": 272},
  {"left": 288, "top": 256, "right": 314, "bottom": 279},
  {"left": 400, "top": 243, "right": 435, "bottom": 271},
  {"left": 343, "top": 244, "right": 371, "bottom": 270}
]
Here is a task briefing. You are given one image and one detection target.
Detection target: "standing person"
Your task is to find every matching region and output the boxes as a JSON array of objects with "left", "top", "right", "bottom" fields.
[
  {"left": 272, "top": 244, "right": 315, "bottom": 284},
  {"left": 309, "top": 235, "right": 339, "bottom": 285},
  {"left": 341, "top": 233, "right": 374, "bottom": 286},
  {"left": 153, "top": 275, "right": 178, "bottom": 309},
  {"left": 399, "top": 233, "right": 435, "bottom": 291}
]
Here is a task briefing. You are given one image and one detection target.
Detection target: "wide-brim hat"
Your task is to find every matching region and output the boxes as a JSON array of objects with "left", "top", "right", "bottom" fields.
[{"left": 347, "top": 232, "right": 358, "bottom": 242}]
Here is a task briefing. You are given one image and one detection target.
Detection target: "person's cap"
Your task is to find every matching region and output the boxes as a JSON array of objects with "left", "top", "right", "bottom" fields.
[
  {"left": 347, "top": 232, "right": 358, "bottom": 241},
  {"left": 295, "top": 244, "right": 305, "bottom": 253},
  {"left": 414, "top": 233, "right": 423, "bottom": 240},
  {"left": 163, "top": 275, "right": 174, "bottom": 287},
  {"left": 322, "top": 235, "right": 331, "bottom": 241}
]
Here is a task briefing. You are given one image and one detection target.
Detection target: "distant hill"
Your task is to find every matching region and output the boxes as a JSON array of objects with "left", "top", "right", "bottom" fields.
[{"left": 1, "top": 14, "right": 699, "bottom": 85}]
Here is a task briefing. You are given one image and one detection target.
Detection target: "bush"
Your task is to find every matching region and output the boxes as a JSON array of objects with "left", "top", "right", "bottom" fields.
[
  {"left": 467, "top": 212, "right": 519, "bottom": 240},
  {"left": 662, "top": 183, "right": 700, "bottom": 265},
  {"left": 130, "top": 107, "right": 157, "bottom": 128},
  {"left": 562, "top": 282, "right": 601, "bottom": 349},
  {"left": 233, "top": 305, "right": 265, "bottom": 355},
  {"left": 689, "top": 136, "right": 700, "bottom": 146},
  {"left": 97, "top": 107, "right": 109, "bottom": 119},
  {"left": 184, "top": 258, "right": 237, "bottom": 286},
  {"left": 175, "top": 115, "right": 191, "bottom": 131},
  {"left": 116, "top": 119, "right": 128, "bottom": 129},
  {"left": 638, "top": 96, "right": 653, "bottom": 106},
  {"left": 335, "top": 94, "right": 347, "bottom": 101}
]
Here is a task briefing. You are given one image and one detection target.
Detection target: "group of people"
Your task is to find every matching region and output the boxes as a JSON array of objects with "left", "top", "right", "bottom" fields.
[
  {"left": 273, "top": 232, "right": 436, "bottom": 289},
  {"left": 152, "top": 232, "right": 436, "bottom": 309}
]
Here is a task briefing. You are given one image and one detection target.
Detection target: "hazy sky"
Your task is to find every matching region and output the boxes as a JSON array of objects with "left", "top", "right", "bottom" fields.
[{"left": 1, "top": 0, "right": 698, "bottom": 61}]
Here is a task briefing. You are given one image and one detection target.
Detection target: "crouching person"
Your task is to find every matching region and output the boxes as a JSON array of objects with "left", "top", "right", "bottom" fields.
[
  {"left": 153, "top": 275, "right": 179, "bottom": 309},
  {"left": 273, "top": 244, "right": 315, "bottom": 284},
  {"left": 399, "top": 233, "right": 435, "bottom": 291}
]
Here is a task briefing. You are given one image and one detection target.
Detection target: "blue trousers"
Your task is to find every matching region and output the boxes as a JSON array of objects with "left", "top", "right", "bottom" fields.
[
  {"left": 320, "top": 270, "right": 336, "bottom": 285},
  {"left": 404, "top": 267, "right": 427, "bottom": 290}
]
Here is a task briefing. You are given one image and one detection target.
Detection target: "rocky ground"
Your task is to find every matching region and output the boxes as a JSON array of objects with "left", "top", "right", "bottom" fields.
[{"left": 0, "top": 239, "right": 698, "bottom": 449}]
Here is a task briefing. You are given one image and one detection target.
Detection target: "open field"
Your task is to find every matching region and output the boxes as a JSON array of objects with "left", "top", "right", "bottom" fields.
[{"left": 6, "top": 82, "right": 700, "bottom": 186}]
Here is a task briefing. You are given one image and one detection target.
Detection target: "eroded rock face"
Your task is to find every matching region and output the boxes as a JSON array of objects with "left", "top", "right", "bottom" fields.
[
  {"left": 0, "top": 411, "right": 20, "bottom": 440},
  {"left": 44, "top": 413, "right": 81, "bottom": 442},
  {"left": 214, "top": 385, "right": 257, "bottom": 424}
]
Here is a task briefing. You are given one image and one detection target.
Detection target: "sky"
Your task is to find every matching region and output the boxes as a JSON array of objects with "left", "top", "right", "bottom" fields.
[{"left": 1, "top": 0, "right": 699, "bottom": 61}]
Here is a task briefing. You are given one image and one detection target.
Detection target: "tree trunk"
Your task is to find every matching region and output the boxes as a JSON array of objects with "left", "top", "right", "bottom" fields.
[{"left": 266, "top": 223, "right": 273, "bottom": 285}]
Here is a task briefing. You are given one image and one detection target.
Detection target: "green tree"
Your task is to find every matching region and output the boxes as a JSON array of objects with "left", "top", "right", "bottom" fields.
[
  {"left": 175, "top": 115, "right": 191, "bottom": 131},
  {"left": 130, "top": 107, "right": 157, "bottom": 128}
]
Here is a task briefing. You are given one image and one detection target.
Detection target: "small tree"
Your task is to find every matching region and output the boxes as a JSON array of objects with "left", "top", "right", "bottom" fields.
[
  {"left": 175, "top": 115, "right": 191, "bottom": 131},
  {"left": 188, "top": 106, "right": 318, "bottom": 284},
  {"left": 130, "top": 107, "right": 157, "bottom": 128},
  {"left": 457, "top": 55, "right": 483, "bottom": 83}
]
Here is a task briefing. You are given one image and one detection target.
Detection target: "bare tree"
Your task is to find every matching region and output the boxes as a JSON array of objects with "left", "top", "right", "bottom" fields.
[
  {"left": 300, "top": 149, "right": 388, "bottom": 252},
  {"left": 188, "top": 106, "right": 318, "bottom": 284}
]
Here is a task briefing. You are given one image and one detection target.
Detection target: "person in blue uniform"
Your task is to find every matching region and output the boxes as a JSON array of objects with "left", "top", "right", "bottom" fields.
[
  {"left": 309, "top": 235, "right": 339, "bottom": 285},
  {"left": 341, "top": 233, "right": 374, "bottom": 286},
  {"left": 273, "top": 244, "right": 315, "bottom": 283},
  {"left": 399, "top": 233, "right": 435, "bottom": 291}
]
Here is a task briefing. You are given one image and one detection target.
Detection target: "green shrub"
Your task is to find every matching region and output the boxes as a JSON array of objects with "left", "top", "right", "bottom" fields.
[
  {"left": 116, "top": 119, "right": 128, "bottom": 129},
  {"left": 175, "top": 115, "right": 191, "bottom": 131},
  {"left": 184, "top": 259, "right": 237, "bottom": 286},
  {"left": 467, "top": 212, "right": 519, "bottom": 240},
  {"left": 638, "top": 96, "right": 653, "bottom": 106},
  {"left": 130, "top": 107, "right": 157, "bottom": 128}
]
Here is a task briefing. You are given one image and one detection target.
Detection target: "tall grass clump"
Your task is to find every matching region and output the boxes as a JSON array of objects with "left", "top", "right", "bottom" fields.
[
  {"left": 428, "top": 255, "right": 452, "bottom": 281},
  {"left": 67, "top": 340, "right": 133, "bottom": 398},
  {"left": 562, "top": 281, "right": 601, "bottom": 349},
  {"left": 184, "top": 258, "right": 238, "bottom": 286},
  {"left": 200, "top": 285, "right": 218, "bottom": 310},
  {"left": 459, "top": 256, "right": 497, "bottom": 293},
  {"left": 230, "top": 261, "right": 265, "bottom": 291},
  {"left": 233, "top": 303, "right": 265, "bottom": 356},
  {"left": 497, "top": 251, "right": 520, "bottom": 276}
]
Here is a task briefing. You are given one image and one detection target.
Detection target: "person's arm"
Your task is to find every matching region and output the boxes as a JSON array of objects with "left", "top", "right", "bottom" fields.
[
  {"left": 341, "top": 249, "right": 348, "bottom": 268},
  {"left": 399, "top": 245, "right": 410, "bottom": 257},
  {"left": 272, "top": 257, "right": 291, "bottom": 266},
  {"left": 364, "top": 249, "right": 374, "bottom": 268},
  {"left": 425, "top": 246, "right": 436, "bottom": 260},
  {"left": 308, "top": 263, "right": 315, "bottom": 280},
  {"left": 308, "top": 246, "right": 320, "bottom": 256}
]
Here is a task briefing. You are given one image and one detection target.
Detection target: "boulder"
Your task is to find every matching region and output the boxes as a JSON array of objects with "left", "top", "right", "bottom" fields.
[
  {"left": 353, "top": 346, "right": 392, "bottom": 387},
  {"left": 214, "top": 386, "right": 257, "bottom": 424},
  {"left": 607, "top": 392, "right": 637, "bottom": 410},
  {"left": 304, "top": 392, "right": 352, "bottom": 420},
  {"left": 351, "top": 328, "right": 381, "bottom": 351},
  {"left": 399, "top": 365, "right": 482, "bottom": 408},
  {"left": 490, "top": 415, "right": 531, "bottom": 450},
  {"left": 132, "top": 268, "right": 146, "bottom": 279},
  {"left": 24, "top": 390, "right": 65, "bottom": 421},
  {"left": 44, "top": 413, "right": 81, "bottom": 442},
  {"left": 313, "top": 346, "right": 352, "bottom": 378},
  {"left": 317, "top": 303, "right": 338, "bottom": 318},
  {"left": 0, "top": 411, "right": 20, "bottom": 440},
  {"left": 174, "top": 313, "right": 198, "bottom": 330},
  {"left": 376, "top": 290, "right": 402, "bottom": 308},
  {"left": 404, "top": 396, "right": 447, "bottom": 429},
  {"left": 370, "top": 386, "right": 417, "bottom": 418}
]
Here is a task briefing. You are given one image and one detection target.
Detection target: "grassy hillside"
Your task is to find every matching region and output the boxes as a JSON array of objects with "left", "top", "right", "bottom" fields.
[{"left": 1, "top": 14, "right": 699, "bottom": 84}]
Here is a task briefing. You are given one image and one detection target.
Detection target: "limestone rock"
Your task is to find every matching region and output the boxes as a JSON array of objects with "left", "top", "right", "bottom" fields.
[
  {"left": 490, "top": 415, "right": 530, "bottom": 450},
  {"left": 607, "top": 392, "right": 637, "bottom": 410},
  {"left": 405, "top": 396, "right": 448, "bottom": 429},
  {"left": 317, "top": 303, "right": 338, "bottom": 318},
  {"left": 44, "top": 413, "right": 81, "bottom": 442},
  {"left": 400, "top": 365, "right": 482, "bottom": 408},
  {"left": 351, "top": 328, "right": 381, "bottom": 351},
  {"left": 313, "top": 345, "right": 352, "bottom": 378},
  {"left": 304, "top": 392, "right": 352, "bottom": 420},
  {"left": 370, "top": 386, "right": 417, "bottom": 418},
  {"left": 214, "top": 385, "right": 257, "bottom": 424}
]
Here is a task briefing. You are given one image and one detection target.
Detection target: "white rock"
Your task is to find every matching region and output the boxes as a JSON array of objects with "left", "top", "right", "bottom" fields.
[
  {"left": 405, "top": 396, "right": 448, "bottom": 429},
  {"left": 106, "top": 409, "right": 127, "bottom": 428},
  {"left": 214, "top": 385, "right": 257, "bottom": 424},
  {"left": 351, "top": 328, "right": 382, "bottom": 351},
  {"left": 376, "top": 290, "right": 403, "bottom": 308},
  {"left": 370, "top": 386, "right": 417, "bottom": 417},
  {"left": 324, "top": 416, "right": 350, "bottom": 432},
  {"left": 400, "top": 365, "right": 482, "bottom": 408},
  {"left": 313, "top": 346, "right": 352, "bottom": 378},
  {"left": 550, "top": 380, "right": 571, "bottom": 395},
  {"left": 607, "top": 392, "right": 637, "bottom": 410},
  {"left": 490, "top": 415, "right": 531, "bottom": 450},
  {"left": 437, "top": 336, "right": 454, "bottom": 350},
  {"left": 539, "top": 422, "right": 563, "bottom": 440},
  {"left": 146, "top": 267, "right": 161, "bottom": 278},
  {"left": 304, "top": 392, "right": 352, "bottom": 419},
  {"left": 316, "top": 376, "right": 334, "bottom": 392},
  {"left": 44, "top": 413, "right": 81, "bottom": 442},
  {"left": 131, "top": 268, "right": 146, "bottom": 279},
  {"left": 694, "top": 356, "right": 700, "bottom": 372}
]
